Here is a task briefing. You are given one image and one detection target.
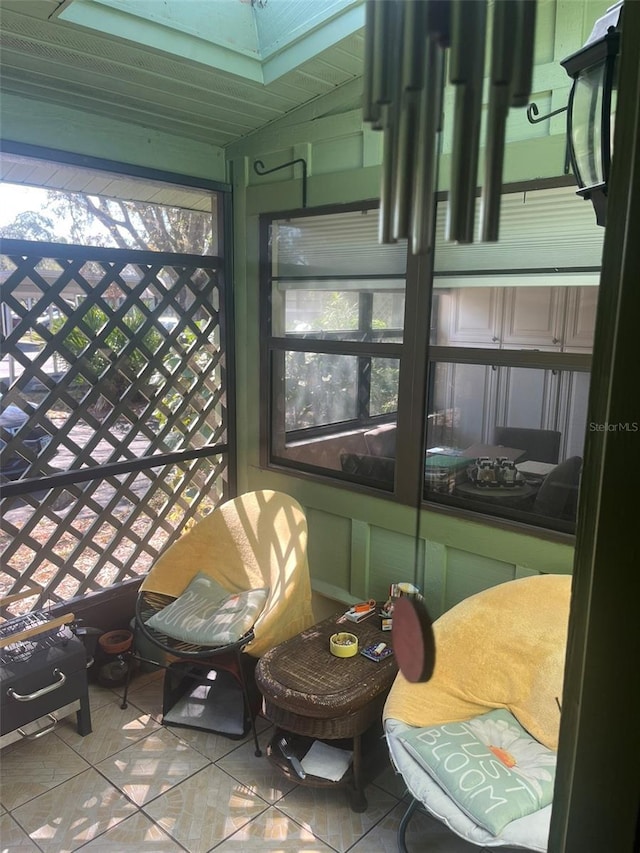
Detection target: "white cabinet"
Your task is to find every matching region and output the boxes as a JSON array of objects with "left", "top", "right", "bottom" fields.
[
  {"left": 564, "top": 286, "right": 598, "bottom": 350},
  {"left": 502, "top": 287, "right": 565, "bottom": 348},
  {"left": 431, "top": 285, "right": 596, "bottom": 459},
  {"left": 437, "top": 288, "right": 503, "bottom": 346},
  {"left": 437, "top": 285, "right": 597, "bottom": 352}
]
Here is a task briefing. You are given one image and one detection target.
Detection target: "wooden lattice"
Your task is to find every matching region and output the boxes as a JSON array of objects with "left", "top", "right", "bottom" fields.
[{"left": 0, "top": 239, "right": 232, "bottom": 616}]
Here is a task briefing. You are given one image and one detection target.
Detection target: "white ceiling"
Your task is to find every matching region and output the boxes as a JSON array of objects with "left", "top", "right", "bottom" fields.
[{"left": 0, "top": 0, "right": 366, "bottom": 148}]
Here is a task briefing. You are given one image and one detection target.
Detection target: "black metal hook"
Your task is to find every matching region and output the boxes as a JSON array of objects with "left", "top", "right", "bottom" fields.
[
  {"left": 526, "top": 102, "right": 568, "bottom": 124},
  {"left": 253, "top": 158, "right": 308, "bottom": 208},
  {"left": 526, "top": 102, "right": 571, "bottom": 175}
]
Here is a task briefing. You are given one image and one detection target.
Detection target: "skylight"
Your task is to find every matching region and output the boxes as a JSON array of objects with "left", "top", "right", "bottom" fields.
[{"left": 58, "top": 0, "right": 363, "bottom": 84}]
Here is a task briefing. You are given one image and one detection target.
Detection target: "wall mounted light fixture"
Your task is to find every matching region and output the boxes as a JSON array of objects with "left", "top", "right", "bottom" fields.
[{"left": 561, "top": 1, "right": 623, "bottom": 227}]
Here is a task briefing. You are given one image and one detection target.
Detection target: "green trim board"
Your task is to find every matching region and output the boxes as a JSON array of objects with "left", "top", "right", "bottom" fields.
[{"left": 0, "top": 94, "right": 226, "bottom": 182}]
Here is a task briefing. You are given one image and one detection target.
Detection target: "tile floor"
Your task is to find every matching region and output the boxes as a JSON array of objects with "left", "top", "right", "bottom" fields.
[{"left": 0, "top": 670, "right": 490, "bottom": 852}]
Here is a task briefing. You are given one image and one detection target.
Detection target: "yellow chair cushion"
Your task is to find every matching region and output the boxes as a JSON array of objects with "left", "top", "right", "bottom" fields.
[
  {"left": 383, "top": 574, "right": 571, "bottom": 750},
  {"left": 141, "top": 490, "right": 314, "bottom": 657}
]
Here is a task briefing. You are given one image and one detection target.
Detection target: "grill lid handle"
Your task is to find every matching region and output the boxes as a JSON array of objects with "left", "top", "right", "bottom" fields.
[{"left": 7, "top": 667, "right": 66, "bottom": 702}]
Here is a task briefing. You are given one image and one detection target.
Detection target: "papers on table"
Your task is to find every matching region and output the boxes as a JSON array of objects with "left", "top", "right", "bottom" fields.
[
  {"left": 516, "top": 460, "right": 556, "bottom": 478},
  {"left": 301, "top": 740, "right": 353, "bottom": 781}
]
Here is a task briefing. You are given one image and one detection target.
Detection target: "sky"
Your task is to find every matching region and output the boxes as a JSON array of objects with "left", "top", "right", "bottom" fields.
[{"left": 0, "top": 183, "right": 49, "bottom": 227}]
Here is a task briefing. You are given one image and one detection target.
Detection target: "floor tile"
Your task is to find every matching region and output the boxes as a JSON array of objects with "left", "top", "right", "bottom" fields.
[
  {"left": 95, "top": 726, "right": 210, "bottom": 806},
  {"left": 0, "top": 812, "right": 40, "bottom": 850},
  {"left": 55, "top": 693, "right": 160, "bottom": 763},
  {"left": 216, "top": 806, "right": 334, "bottom": 851},
  {"left": 371, "top": 762, "right": 408, "bottom": 799},
  {"left": 0, "top": 731, "right": 90, "bottom": 811},
  {"left": 122, "top": 674, "right": 165, "bottom": 722},
  {"left": 0, "top": 662, "right": 437, "bottom": 853},
  {"left": 88, "top": 683, "right": 120, "bottom": 712},
  {"left": 78, "top": 810, "right": 183, "bottom": 851},
  {"left": 124, "top": 668, "right": 165, "bottom": 690},
  {"left": 349, "top": 800, "right": 481, "bottom": 852},
  {"left": 215, "top": 737, "right": 297, "bottom": 804},
  {"left": 143, "top": 763, "right": 268, "bottom": 853},
  {"left": 168, "top": 721, "right": 266, "bottom": 763},
  {"left": 11, "top": 767, "right": 137, "bottom": 853},
  {"left": 276, "top": 782, "right": 399, "bottom": 853}
]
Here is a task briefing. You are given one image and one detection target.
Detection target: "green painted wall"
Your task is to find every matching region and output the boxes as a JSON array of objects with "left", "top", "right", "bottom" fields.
[
  {"left": 0, "top": 92, "right": 226, "bottom": 183},
  {"left": 225, "top": 0, "right": 611, "bottom": 613}
]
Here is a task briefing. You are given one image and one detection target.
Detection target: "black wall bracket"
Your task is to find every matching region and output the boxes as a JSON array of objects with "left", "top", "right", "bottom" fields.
[
  {"left": 526, "top": 102, "right": 568, "bottom": 124},
  {"left": 526, "top": 103, "right": 571, "bottom": 175},
  {"left": 253, "top": 158, "right": 308, "bottom": 208}
]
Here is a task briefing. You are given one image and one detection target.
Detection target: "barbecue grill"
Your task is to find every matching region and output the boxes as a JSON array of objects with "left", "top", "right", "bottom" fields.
[{"left": 0, "top": 593, "right": 92, "bottom": 748}]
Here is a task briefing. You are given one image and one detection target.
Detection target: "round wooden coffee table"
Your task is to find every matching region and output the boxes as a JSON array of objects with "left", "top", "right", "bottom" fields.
[
  {"left": 255, "top": 608, "right": 398, "bottom": 811},
  {"left": 455, "top": 480, "right": 538, "bottom": 504}
]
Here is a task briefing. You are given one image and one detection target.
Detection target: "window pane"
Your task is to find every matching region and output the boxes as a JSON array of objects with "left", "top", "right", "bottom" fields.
[
  {"left": 424, "top": 361, "right": 585, "bottom": 532},
  {"left": 271, "top": 349, "right": 399, "bottom": 490},
  {"left": 273, "top": 281, "right": 405, "bottom": 342},
  {"left": 373, "top": 292, "right": 405, "bottom": 331},
  {"left": 283, "top": 289, "right": 360, "bottom": 334},
  {"left": 0, "top": 153, "right": 218, "bottom": 254},
  {"left": 283, "top": 351, "right": 358, "bottom": 430},
  {"left": 370, "top": 358, "right": 400, "bottom": 416},
  {"left": 433, "top": 288, "right": 501, "bottom": 348},
  {"left": 271, "top": 209, "right": 407, "bottom": 277},
  {"left": 428, "top": 362, "right": 493, "bottom": 449}
]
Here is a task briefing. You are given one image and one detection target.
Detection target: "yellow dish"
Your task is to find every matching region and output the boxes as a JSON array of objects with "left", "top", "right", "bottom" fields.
[{"left": 330, "top": 632, "right": 358, "bottom": 658}]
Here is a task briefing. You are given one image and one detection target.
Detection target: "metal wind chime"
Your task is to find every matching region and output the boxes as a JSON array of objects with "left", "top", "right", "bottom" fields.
[
  {"left": 364, "top": 1, "right": 537, "bottom": 682},
  {"left": 363, "top": 0, "right": 537, "bottom": 253}
]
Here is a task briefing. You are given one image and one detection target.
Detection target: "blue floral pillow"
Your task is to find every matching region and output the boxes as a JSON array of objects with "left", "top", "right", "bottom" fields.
[{"left": 397, "top": 708, "right": 556, "bottom": 835}]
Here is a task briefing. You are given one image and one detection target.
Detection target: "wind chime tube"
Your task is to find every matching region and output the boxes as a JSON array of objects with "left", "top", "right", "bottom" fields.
[
  {"left": 392, "top": 89, "right": 419, "bottom": 241},
  {"left": 481, "top": 0, "right": 519, "bottom": 242},
  {"left": 372, "top": 0, "right": 395, "bottom": 106},
  {"left": 390, "top": 1, "right": 410, "bottom": 240},
  {"left": 411, "top": 38, "right": 445, "bottom": 255},
  {"left": 401, "top": 0, "right": 428, "bottom": 91},
  {"left": 362, "top": 0, "right": 380, "bottom": 124},
  {"left": 378, "top": 3, "right": 402, "bottom": 245},
  {"left": 510, "top": 0, "right": 537, "bottom": 107},
  {"left": 481, "top": 87, "right": 509, "bottom": 242},
  {"left": 446, "top": 0, "right": 488, "bottom": 244},
  {"left": 393, "top": 1, "right": 430, "bottom": 241},
  {"left": 379, "top": 108, "right": 398, "bottom": 245}
]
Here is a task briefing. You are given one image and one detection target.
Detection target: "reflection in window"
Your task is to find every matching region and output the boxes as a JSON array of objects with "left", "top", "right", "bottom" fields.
[
  {"left": 424, "top": 362, "right": 587, "bottom": 531},
  {"left": 284, "top": 352, "right": 359, "bottom": 430},
  {"left": 266, "top": 206, "right": 405, "bottom": 484},
  {"left": 272, "top": 349, "right": 399, "bottom": 485},
  {"left": 262, "top": 196, "right": 596, "bottom": 536}
]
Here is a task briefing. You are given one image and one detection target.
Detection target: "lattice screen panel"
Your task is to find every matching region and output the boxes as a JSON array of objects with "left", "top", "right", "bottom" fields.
[{"left": 0, "top": 239, "right": 231, "bottom": 615}]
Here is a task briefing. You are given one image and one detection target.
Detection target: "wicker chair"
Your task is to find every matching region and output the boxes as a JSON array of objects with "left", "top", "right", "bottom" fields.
[
  {"left": 122, "top": 490, "right": 314, "bottom": 755},
  {"left": 384, "top": 575, "right": 571, "bottom": 852}
]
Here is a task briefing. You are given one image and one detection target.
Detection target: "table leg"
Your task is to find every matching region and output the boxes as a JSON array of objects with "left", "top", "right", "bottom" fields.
[{"left": 348, "top": 733, "right": 367, "bottom": 812}]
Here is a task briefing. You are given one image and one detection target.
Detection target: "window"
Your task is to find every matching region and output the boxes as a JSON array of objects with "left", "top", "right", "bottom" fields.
[
  {"left": 263, "top": 203, "right": 405, "bottom": 489},
  {"left": 261, "top": 185, "right": 603, "bottom": 535},
  {"left": 0, "top": 148, "right": 233, "bottom": 615}
]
